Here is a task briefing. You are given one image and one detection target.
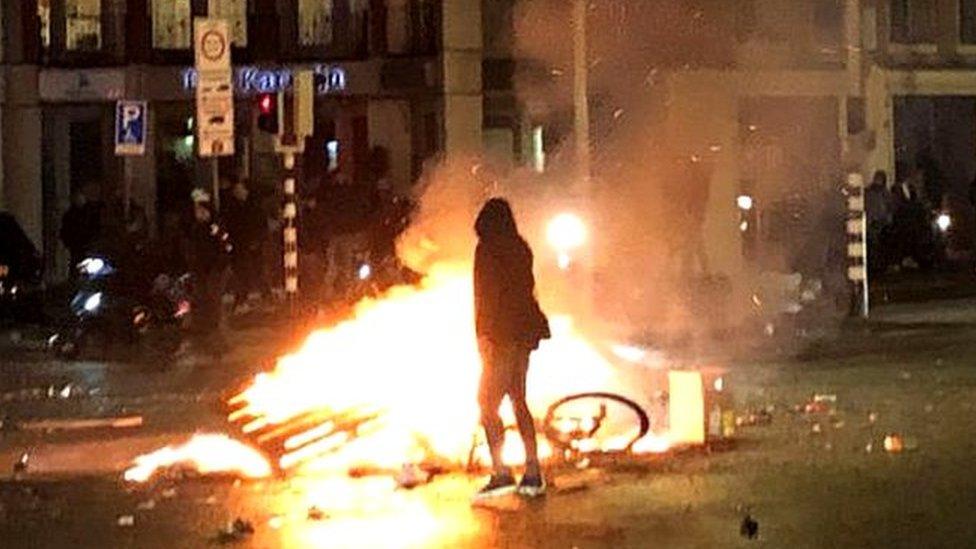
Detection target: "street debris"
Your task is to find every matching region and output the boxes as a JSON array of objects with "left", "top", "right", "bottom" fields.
[
  {"left": 307, "top": 506, "right": 327, "bottom": 521},
  {"left": 136, "top": 499, "right": 156, "bottom": 511},
  {"left": 395, "top": 463, "right": 431, "bottom": 489},
  {"left": 865, "top": 441, "right": 874, "bottom": 453},
  {"left": 813, "top": 394, "right": 837, "bottom": 403},
  {"left": 740, "top": 514, "right": 759, "bottom": 539},
  {"left": 205, "top": 495, "right": 218, "bottom": 505},
  {"left": 215, "top": 518, "right": 255, "bottom": 543},
  {"left": 117, "top": 515, "right": 135, "bottom": 527},
  {"left": 268, "top": 515, "right": 285, "bottom": 529},
  {"left": 13, "top": 452, "right": 29, "bottom": 476},
  {"left": 19, "top": 416, "right": 143, "bottom": 432},
  {"left": 811, "top": 423, "right": 822, "bottom": 434},
  {"left": 736, "top": 409, "right": 773, "bottom": 427},
  {"left": 161, "top": 488, "right": 177, "bottom": 499},
  {"left": 884, "top": 435, "right": 904, "bottom": 453},
  {"left": 868, "top": 412, "right": 878, "bottom": 424}
]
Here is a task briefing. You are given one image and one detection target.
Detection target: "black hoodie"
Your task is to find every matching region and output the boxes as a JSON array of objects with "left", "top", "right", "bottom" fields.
[{"left": 473, "top": 199, "right": 550, "bottom": 347}]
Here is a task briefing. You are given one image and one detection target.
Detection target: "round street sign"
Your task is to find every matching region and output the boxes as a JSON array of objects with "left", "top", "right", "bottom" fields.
[{"left": 200, "top": 30, "right": 227, "bottom": 62}]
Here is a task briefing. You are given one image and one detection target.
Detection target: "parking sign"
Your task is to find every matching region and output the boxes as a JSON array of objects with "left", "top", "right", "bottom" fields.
[{"left": 115, "top": 100, "right": 147, "bottom": 156}]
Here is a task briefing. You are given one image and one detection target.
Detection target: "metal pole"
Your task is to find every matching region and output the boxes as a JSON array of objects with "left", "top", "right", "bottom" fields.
[
  {"left": 846, "top": 172, "right": 869, "bottom": 318},
  {"left": 572, "top": 0, "right": 591, "bottom": 189},
  {"left": 282, "top": 151, "right": 299, "bottom": 317},
  {"left": 211, "top": 158, "right": 221, "bottom": 212}
]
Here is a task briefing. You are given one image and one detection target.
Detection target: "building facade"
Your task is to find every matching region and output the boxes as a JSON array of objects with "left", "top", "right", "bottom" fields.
[
  {"left": 1, "top": 0, "right": 485, "bottom": 281},
  {"left": 659, "top": 0, "right": 976, "bottom": 283}
]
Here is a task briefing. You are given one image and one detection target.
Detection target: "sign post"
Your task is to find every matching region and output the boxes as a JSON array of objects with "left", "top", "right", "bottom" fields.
[
  {"left": 115, "top": 100, "right": 148, "bottom": 219},
  {"left": 194, "top": 18, "right": 234, "bottom": 210},
  {"left": 275, "top": 72, "right": 315, "bottom": 317}
]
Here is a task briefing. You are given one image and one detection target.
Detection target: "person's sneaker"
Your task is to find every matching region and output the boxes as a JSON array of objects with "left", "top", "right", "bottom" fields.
[
  {"left": 517, "top": 474, "right": 547, "bottom": 497},
  {"left": 472, "top": 473, "right": 516, "bottom": 501}
]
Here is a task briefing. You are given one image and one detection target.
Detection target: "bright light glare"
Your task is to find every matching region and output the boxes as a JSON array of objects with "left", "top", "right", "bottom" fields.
[
  {"left": 937, "top": 213, "right": 951, "bottom": 232},
  {"left": 80, "top": 257, "right": 106, "bottom": 276},
  {"left": 736, "top": 195, "right": 754, "bottom": 211},
  {"left": 83, "top": 292, "right": 102, "bottom": 313},
  {"left": 556, "top": 252, "right": 571, "bottom": 271},
  {"left": 547, "top": 213, "right": 587, "bottom": 252},
  {"left": 358, "top": 263, "right": 372, "bottom": 281}
]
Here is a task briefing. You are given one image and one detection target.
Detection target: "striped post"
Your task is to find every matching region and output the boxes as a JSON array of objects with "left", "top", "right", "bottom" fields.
[
  {"left": 282, "top": 151, "right": 299, "bottom": 313},
  {"left": 846, "top": 172, "right": 869, "bottom": 318}
]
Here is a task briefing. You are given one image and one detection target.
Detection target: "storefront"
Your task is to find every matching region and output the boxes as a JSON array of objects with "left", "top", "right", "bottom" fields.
[{"left": 30, "top": 57, "right": 439, "bottom": 281}]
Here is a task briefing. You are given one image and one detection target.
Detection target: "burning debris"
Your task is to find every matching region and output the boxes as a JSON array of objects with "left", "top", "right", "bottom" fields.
[{"left": 123, "top": 434, "right": 271, "bottom": 483}]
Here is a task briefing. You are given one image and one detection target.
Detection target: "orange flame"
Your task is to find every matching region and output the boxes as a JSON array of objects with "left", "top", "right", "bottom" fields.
[{"left": 127, "top": 262, "right": 679, "bottom": 481}]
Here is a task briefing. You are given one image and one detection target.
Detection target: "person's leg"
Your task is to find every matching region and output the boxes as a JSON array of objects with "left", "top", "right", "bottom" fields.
[
  {"left": 506, "top": 345, "right": 540, "bottom": 478},
  {"left": 477, "top": 342, "right": 510, "bottom": 477}
]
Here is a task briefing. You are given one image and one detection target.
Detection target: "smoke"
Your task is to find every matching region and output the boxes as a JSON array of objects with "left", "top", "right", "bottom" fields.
[{"left": 397, "top": 1, "right": 852, "bottom": 355}]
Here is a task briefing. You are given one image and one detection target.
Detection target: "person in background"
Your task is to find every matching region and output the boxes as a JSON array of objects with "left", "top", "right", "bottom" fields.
[
  {"left": 222, "top": 180, "right": 266, "bottom": 313},
  {"left": 865, "top": 170, "right": 894, "bottom": 273},
  {"left": 59, "top": 185, "right": 102, "bottom": 278},
  {"left": 472, "top": 198, "right": 551, "bottom": 501},
  {"left": 185, "top": 190, "right": 233, "bottom": 356}
]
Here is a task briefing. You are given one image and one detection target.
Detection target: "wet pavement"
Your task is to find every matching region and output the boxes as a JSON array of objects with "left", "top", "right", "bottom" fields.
[{"left": 4, "top": 299, "right": 976, "bottom": 547}]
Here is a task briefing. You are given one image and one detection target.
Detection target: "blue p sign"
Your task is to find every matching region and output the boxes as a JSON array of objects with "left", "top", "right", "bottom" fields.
[{"left": 115, "top": 101, "right": 147, "bottom": 156}]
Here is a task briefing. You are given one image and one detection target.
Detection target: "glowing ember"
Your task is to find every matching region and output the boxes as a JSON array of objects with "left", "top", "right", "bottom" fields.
[{"left": 123, "top": 434, "right": 271, "bottom": 482}]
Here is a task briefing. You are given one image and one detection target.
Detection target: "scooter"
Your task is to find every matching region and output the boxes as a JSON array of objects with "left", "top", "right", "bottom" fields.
[{"left": 48, "top": 255, "right": 191, "bottom": 361}]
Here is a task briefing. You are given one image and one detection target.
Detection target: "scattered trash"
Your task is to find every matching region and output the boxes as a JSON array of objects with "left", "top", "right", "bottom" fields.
[
  {"left": 136, "top": 499, "right": 156, "bottom": 511},
  {"left": 899, "top": 371, "right": 912, "bottom": 380},
  {"left": 307, "top": 506, "right": 327, "bottom": 521},
  {"left": 802, "top": 401, "right": 828, "bottom": 414},
  {"left": 924, "top": 404, "right": 934, "bottom": 413},
  {"left": 215, "top": 518, "right": 255, "bottom": 544},
  {"left": 13, "top": 452, "right": 29, "bottom": 476},
  {"left": 736, "top": 409, "right": 773, "bottom": 428},
  {"left": 233, "top": 479, "right": 242, "bottom": 488},
  {"left": 824, "top": 442, "right": 833, "bottom": 451},
  {"left": 59, "top": 384, "right": 73, "bottom": 399},
  {"left": 811, "top": 423, "right": 822, "bottom": 434},
  {"left": 395, "top": 463, "right": 430, "bottom": 489},
  {"left": 865, "top": 441, "right": 874, "bottom": 453},
  {"left": 268, "top": 515, "right": 285, "bottom": 529},
  {"left": 46, "top": 386, "right": 56, "bottom": 399},
  {"left": 117, "top": 515, "right": 135, "bottom": 527},
  {"left": 884, "top": 435, "right": 904, "bottom": 453},
  {"left": 868, "top": 412, "right": 878, "bottom": 424},
  {"left": 205, "top": 495, "right": 218, "bottom": 505},
  {"left": 832, "top": 420, "right": 845, "bottom": 429},
  {"left": 813, "top": 394, "right": 837, "bottom": 403},
  {"left": 161, "top": 488, "right": 177, "bottom": 499},
  {"left": 740, "top": 514, "right": 759, "bottom": 539}
]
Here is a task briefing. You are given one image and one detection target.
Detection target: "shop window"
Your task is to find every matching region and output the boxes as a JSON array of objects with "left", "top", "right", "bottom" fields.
[
  {"left": 299, "top": 0, "right": 334, "bottom": 46},
  {"left": 39, "top": 0, "right": 52, "bottom": 49},
  {"left": 208, "top": 0, "right": 247, "bottom": 47},
  {"left": 153, "top": 0, "right": 192, "bottom": 49},
  {"left": 962, "top": 0, "right": 976, "bottom": 44},
  {"left": 890, "top": 0, "right": 937, "bottom": 44},
  {"left": 66, "top": 0, "right": 102, "bottom": 51}
]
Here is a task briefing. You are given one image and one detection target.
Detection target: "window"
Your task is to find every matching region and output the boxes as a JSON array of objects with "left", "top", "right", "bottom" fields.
[
  {"left": 813, "top": 0, "right": 843, "bottom": 47},
  {"left": 208, "top": 0, "right": 247, "bottom": 47},
  {"left": 962, "top": 0, "right": 976, "bottom": 44},
  {"left": 153, "top": 0, "right": 192, "bottom": 49},
  {"left": 66, "top": 0, "right": 102, "bottom": 51},
  {"left": 38, "top": 0, "right": 52, "bottom": 49},
  {"left": 298, "top": 0, "right": 334, "bottom": 46},
  {"left": 890, "top": 0, "right": 937, "bottom": 44}
]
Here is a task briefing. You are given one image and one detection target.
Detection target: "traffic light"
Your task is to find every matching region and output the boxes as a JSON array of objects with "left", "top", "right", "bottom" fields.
[{"left": 256, "top": 93, "right": 279, "bottom": 134}]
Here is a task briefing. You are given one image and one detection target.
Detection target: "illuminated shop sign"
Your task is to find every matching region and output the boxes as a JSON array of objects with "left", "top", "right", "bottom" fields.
[{"left": 181, "top": 65, "right": 347, "bottom": 95}]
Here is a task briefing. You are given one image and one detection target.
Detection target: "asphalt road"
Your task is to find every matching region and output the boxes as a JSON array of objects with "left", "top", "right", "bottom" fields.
[{"left": 3, "top": 299, "right": 976, "bottom": 547}]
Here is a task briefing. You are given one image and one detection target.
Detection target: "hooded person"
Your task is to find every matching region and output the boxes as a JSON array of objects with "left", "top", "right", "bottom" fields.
[{"left": 472, "top": 197, "right": 551, "bottom": 500}]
